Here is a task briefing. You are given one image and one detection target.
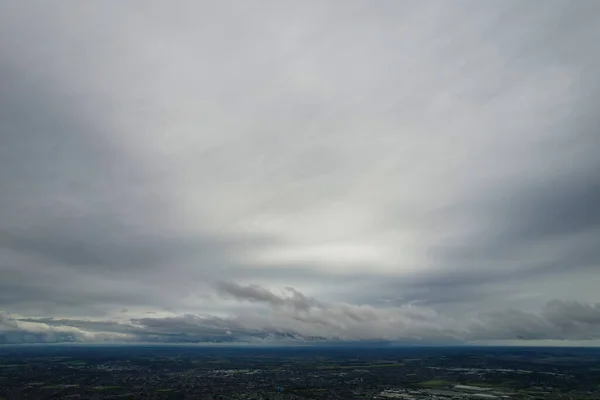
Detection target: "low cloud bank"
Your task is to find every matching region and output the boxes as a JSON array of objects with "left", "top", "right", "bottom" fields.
[{"left": 2, "top": 284, "right": 600, "bottom": 345}]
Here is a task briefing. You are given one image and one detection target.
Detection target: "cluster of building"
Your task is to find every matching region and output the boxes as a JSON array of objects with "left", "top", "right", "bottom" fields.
[{"left": 377, "top": 385, "right": 512, "bottom": 399}]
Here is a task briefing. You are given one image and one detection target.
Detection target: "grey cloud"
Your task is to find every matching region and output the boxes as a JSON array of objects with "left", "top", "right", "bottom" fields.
[
  {"left": 7, "top": 314, "right": 277, "bottom": 344},
  {"left": 0, "top": 330, "right": 76, "bottom": 345},
  {"left": 16, "top": 318, "right": 137, "bottom": 337},
  {"left": 1, "top": 1, "right": 600, "bottom": 343},
  {"left": 217, "top": 282, "right": 320, "bottom": 311},
  {"left": 434, "top": 172, "right": 600, "bottom": 265},
  {"left": 471, "top": 301, "right": 600, "bottom": 341},
  {"left": 0, "top": 60, "right": 278, "bottom": 316},
  {"left": 0, "top": 313, "right": 132, "bottom": 344},
  {"left": 543, "top": 301, "right": 600, "bottom": 334},
  {"left": 472, "top": 309, "right": 553, "bottom": 341},
  {"left": 0, "top": 16, "right": 275, "bottom": 313},
  {"left": 0, "top": 226, "right": 272, "bottom": 274},
  {"left": 0, "top": 63, "right": 274, "bottom": 312},
  {"left": 215, "top": 283, "right": 462, "bottom": 341},
  {"left": 379, "top": 172, "right": 600, "bottom": 310},
  {"left": 3, "top": 287, "right": 600, "bottom": 344},
  {"left": 217, "top": 282, "right": 288, "bottom": 307}
]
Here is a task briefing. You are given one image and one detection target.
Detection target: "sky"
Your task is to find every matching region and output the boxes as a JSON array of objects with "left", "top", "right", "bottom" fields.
[{"left": 1, "top": 0, "right": 599, "bottom": 346}]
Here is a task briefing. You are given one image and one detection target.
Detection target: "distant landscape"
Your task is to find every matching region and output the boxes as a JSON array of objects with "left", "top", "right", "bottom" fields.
[{"left": 1, "top": 345, "right": 599, "bottom": 399}]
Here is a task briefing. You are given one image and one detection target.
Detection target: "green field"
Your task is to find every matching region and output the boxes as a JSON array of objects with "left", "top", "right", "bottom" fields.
[
  {"left": 416, "top": 379, "right": 453, "bottom": 388},
  {"left": 92, "top": 386, "right": 121, "bottom": 390},
  {"left": 317, "top": 362, "right": 404, "bottom": 370}
]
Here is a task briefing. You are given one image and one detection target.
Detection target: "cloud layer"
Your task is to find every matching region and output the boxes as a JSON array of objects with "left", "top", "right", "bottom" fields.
[
  {"left": 4, "top": 284, "right": 600, "bottom": 344},
  {"left": 1, "top": 1, "right": 599, "bottom": 344}
]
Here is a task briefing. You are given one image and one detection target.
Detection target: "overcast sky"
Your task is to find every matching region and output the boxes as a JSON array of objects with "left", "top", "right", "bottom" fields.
[{"left": 1, "top": 0, "right": 600, "bottom": 345}]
